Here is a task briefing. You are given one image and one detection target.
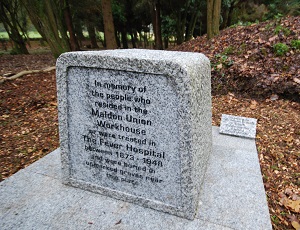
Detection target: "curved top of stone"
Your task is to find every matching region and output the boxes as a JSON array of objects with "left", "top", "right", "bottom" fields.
[{"left": 56, "top": 49, "right": 210, "bottom": 77}]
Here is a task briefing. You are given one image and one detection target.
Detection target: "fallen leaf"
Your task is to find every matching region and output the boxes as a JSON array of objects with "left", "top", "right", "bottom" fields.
[
  {"left": 49, "top": 102, "right": 57, "bottom": 106},
  {"left": 216, "top": 63, "right": 222, "bottom": 69},
  {"left": 27, "top": 148, "right": 33, "bottom": 153},
  {"left": 292, "top": 221, "right": 300, "bottom": 230},
  {"left": 285, "top": 188, "right": 293, "bottom": 195},
  {"left": 292, "top": 194, "right": 300, "bottom": 201},
  {"left": 293, "top": 78, "right": 300, "bottom": 84},
  {"left": 285, "top": 136, "right": 294, "bottom": 143},
  {"left": 250, "top": 100, "right": 258, "bottom": 109},
  {"left": 270, "top": 94, "right": 279, "bottom": 101},
  {"left": 289, "top": 200, "right": 300, "bottom": 213},
  {"left": 288, "top": 215, "right": 300, "bottom": 230},
  {"left": 283, "top": 198, "right": 300, "bottom": 213},
  {"left": 269, "top": 35, "right": 278, "bottom": 42},
  {"left": 258, "top": 38, "right": 264, "bottom": 43}
]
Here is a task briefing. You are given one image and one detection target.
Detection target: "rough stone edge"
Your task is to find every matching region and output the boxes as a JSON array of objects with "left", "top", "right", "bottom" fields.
[
  {"left": 190, "top": 59, "right": 212, "bottom": 215},
  {"left": 56, "top": 49, "right": 211, "bottom": 220}
]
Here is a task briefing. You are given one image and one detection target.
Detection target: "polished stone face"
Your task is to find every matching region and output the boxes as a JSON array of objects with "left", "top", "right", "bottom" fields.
[
  {"left": 67, "top": 68, "right": 181, "bottom": 206},
  {"left": 56, "top": 49, "right": 212, "bottom": 219}
]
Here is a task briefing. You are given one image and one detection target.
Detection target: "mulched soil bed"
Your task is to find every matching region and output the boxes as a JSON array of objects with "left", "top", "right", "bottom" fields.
[{"left": 1, "top": 54, "right": 58, "bottom": 180}]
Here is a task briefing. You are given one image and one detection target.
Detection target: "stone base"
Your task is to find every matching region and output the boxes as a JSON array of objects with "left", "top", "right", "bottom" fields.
[{"left": 0, "top": 127, "right": 272, "bottom": 230}]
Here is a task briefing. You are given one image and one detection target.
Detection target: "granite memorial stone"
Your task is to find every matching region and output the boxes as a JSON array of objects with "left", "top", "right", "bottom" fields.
[
  {"left": 56, "top": 49, "right": 212, "bottom": 220},
  {"left": 219, "top": 114, "right": 257, "bottom": 139}
]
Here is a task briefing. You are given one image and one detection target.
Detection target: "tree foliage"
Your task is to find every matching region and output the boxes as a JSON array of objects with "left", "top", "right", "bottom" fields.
[
  {"left": 20, "top": 0, "right": 72, "bottom": 58},
  {"left": 264, "top": 0, "right": 300, "bottom": 18},
  {"left": 207, "top": 0, "right": 221, "bottom": 39},
  {"left": 2, "top": 0, "right": 300, "bottom": 56}
]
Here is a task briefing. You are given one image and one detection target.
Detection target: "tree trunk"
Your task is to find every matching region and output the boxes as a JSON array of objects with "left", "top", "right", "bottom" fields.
[
  {"left": 73, "top": 18, "right": 85, "bottom": 46},
  {"left": 175, "top": 0, "right": 190, "bottom": 45},
  {"left": 60, "top": 0, "right": 80, "bottom": 51},
  {"left": 207, "top": 0, "right": 221, "bottom": 39},
  {"left": 185, "top": 9, "right": 199, "bottom": 41},
  {"left": 0, "top": 1, "right": 29, "bottom": 54},
  {"left": 212, "top": 0, "right": 221, "bottom": 36},
  {"left": 87, "top": 24, "right": 99, "bottom": 48},
  {"left": 164, "top": 36, "right": 168, "bottom": 49},
  {"left": 207, "top": 0, "right": 213, "bottom": 39},
  {"left": 129, "top": 31, "right": 136, "bottom": 48},
  {"left": 121, "top": 28, "right": 128, "bottom": 49},
  {"left": 151, "top": 0, "right": 163, "bottom": 50},
  {"left": 21, "top": 0, "right": 71, "bottom": 58},
  {"left": 2, "top": 20, "right": 29, "bottom": 54},
  {"left": 133, "top": 30, "right": 139, "bottom": 47},
  {"left": 221, "top": 5, "right": 230, "bottom": 29},
  {"left": 115, "top": 31, "right": 121, "bottom": 48},
  {"left": 176, "top": 10, "right": 186, "bottom": 45},
  {"left": 227, "top": 3, "right": 236, "bottom": 27},
  {"left": 101, "top": 0, "right": 117, "bottom": 49},
  {"left": 143, "top": 32, "right": 148, "bottom": 48}
]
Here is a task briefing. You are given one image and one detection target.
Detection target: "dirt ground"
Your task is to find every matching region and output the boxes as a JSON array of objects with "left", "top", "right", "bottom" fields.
[
  {"left": 0, "top": 52, "right": 299, "bottom": 229},
  {"left": 0, "top": 53, "right": 58, "bottom": 179}
]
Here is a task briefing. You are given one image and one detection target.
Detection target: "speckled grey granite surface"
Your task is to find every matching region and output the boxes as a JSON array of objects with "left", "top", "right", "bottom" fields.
[
  {"left": 56, "top": 50, "right": 212, "bottom": 219},
  {"left": 0, "top": 127, "right": 272, "bottom": 230}
]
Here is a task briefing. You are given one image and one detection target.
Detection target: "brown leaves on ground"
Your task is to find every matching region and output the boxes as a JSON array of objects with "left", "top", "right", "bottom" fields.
[
  {"left": 175, "top": 16, "right": 300, "bottom": 99},
  {"left": 0, "top": 54, "right": 58, "bottom": 181},
  {"left": 0, "top": 53, "right": 55, "bottom": 77}
]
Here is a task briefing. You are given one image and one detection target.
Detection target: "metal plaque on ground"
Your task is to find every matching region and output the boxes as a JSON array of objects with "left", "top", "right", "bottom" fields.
[{"left": 219, "top": 114, "right": 257, "bottom": 139}]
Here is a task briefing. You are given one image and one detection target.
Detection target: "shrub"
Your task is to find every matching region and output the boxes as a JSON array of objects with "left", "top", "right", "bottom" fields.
[
  {"left": 274, "top": 25, "right": 291, "bottom": 36},
  {"left": 223, "top": 46, "right": 235, "bottom": 55},
  {"left": 273, "top": 43, "right": 289, "bottom": 56},
  {"left": 213, "top": 54, "right": 234, "bottom": 69},
  {"left": 291, "top": 40, "right": 300, "bottom": 49}
]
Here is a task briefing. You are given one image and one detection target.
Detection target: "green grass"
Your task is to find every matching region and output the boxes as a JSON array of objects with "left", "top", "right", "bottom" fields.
[
  {"left": 27, "top": 31, "right": 42, "bottom": 39},
  {"left": 0, "top": 31, "right": 42, "bottom": 40},
  {"left": 0, "top": 32, "right": 9, "bottom": 40},
  {"left": 291, "top": 40, "right": 300, "bottom": 49},
  {"left": 274, "top": 25, "right": 291, "bottom": 36},
  {"left": 223, "top": 45, "right": 235, "bottom": 55},
  {"left": 273, "top": 43, "right": 289, "bottom": 56}
]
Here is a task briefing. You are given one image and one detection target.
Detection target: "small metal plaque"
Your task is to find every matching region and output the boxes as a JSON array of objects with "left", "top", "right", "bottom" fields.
[{"left": 219, "top": 114, "right": 257, "bottom": 139}]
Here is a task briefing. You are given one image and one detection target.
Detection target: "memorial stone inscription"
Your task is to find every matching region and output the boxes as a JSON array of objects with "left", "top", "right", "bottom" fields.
[
  {"left": 56, "top": 50, "right": 212, "bottom": 220},
  {"left": 68, "top": 68, "right": 180, "bottom": 203}
]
